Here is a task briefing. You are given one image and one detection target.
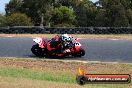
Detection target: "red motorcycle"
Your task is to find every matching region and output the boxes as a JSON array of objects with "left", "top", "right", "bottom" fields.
[{"left": 31, "top": 37, "right": 85, "bottom": 58}]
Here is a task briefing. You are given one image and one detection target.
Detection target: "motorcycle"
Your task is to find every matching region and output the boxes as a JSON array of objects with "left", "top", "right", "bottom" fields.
[{"left": 31, "top": 37, "right": 85, "bottom": 58}]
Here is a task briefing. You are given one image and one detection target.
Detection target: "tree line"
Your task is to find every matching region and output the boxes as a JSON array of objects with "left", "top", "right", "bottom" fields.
[{"left": 0, "top": 0, "right": 132, "bottom": 27}]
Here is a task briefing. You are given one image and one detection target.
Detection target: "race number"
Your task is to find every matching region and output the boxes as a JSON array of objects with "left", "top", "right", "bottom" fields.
[{"left": 75, "top": 42, "right": 81, "bottom": 46}]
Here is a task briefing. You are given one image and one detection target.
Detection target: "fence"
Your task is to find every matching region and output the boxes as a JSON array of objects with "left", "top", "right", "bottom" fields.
[{"left": 0, "top": 26, "right": 132, "bottom": 34}]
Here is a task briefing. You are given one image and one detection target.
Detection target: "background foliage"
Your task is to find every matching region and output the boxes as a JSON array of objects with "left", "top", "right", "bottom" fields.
[
  {"left": 6, "top": 13, "right": 33, "bottom": 26},
  {"left": 2, "top": 0, "right": 132, "bottom": 27}
]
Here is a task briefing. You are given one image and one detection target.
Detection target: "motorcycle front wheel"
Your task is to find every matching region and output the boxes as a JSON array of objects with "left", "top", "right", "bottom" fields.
[{"left": 73, "top": 48, "right": 85, "bottom": 57}]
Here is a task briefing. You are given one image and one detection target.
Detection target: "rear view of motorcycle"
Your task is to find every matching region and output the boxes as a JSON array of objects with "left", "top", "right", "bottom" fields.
[{"left": 31, "top": 34, "right": 85, "bottom": 58}]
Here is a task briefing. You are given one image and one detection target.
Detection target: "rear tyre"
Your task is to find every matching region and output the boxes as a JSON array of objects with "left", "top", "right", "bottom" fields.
[{"left": 31, "top": 44, "right": 45, "bottom": 57}]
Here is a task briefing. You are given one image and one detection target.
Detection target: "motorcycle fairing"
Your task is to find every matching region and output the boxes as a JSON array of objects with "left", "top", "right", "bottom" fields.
[
  {"left": 33, "top": 37, "right": 45, "bottom": 48},
  {"left": 70, "top": 42, "right": 81, "bottom": 53}
]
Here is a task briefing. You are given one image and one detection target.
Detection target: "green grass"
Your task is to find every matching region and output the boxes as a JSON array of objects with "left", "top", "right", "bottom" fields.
[
  {"left": 0, "top": 61, "right": 131, "bottom": 88},
  {"left": 0, "top": 68, "right": 131, "bottom": 88},
  {"left": 0, "top": 58, "right": 132, "bottom": 88},
  {"left": 0, "top": 68, "right": 75, "bottom": 84}
]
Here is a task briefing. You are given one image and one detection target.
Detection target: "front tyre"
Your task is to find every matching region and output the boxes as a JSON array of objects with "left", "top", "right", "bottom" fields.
[
  {"left": 31, "top": 44, "right": 44, "bottom": 57},
  {"left": 79, "top": 48, "right": 85, "bottom": 56},
  {"left": 73, "top": 48, "right": 85, "bottom": 57}
]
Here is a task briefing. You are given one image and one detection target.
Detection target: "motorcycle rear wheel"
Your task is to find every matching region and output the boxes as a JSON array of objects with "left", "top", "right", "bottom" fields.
[{"left": 31, "top": 44, "right": 46, "bottom": 57}]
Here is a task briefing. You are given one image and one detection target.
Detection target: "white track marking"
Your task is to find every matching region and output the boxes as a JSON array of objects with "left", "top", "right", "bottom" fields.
[
  {"left": 5, "top": 36, "right": 13, "bottom": 38},
  {"left": 110, "top": 39, "right": 119, "bottom": 41}
]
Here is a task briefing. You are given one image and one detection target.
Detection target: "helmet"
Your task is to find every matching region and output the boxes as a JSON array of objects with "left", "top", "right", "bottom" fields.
[
  {"left": 61, "top": 34, "right": 71, "bottom": 42},
  {"left": 54, "top": 35, "right": 59, "bottom": 41},
  {"left": 69, "top": 36, "right": 73, "bottom": 41}
]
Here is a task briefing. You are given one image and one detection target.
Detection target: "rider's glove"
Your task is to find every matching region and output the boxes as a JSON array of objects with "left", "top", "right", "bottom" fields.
[{"left": 63, "top": 49, "right": 70, "bottom": 54}]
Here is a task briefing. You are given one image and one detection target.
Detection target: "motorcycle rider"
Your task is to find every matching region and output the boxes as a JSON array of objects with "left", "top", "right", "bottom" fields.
[
  {"left": 50, "top": 34, "right": 74, "bottom": 54},
  {"left": 61, "top": 34, "right": 73, "bottom": 48}
]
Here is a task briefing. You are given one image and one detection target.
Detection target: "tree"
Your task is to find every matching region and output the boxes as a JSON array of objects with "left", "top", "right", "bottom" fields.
[
  {"left": 23, "top": 0, "right": 53, "bottom": 25},
  {"left": 95, "top": 9, "right": 108, "bottom": 26},
  {"left": 109, "top": 4, "right": 129, "bottom": 27},
  {"left": 58, "top": 0, "right": 73, "bottom": 7},
  {"left": 126, "top": 9, "right": 132, "bottom": 26},
  {"left": 72, "top": 0, "right": 97, "bottom": 27},
  {"left": 120, "top": 0, "right": 132, "bottom": 9},
  {"left": 6, "top": 13, "right": 33, "bottom": 26},
  {"left": 51, "top": 6, "right": 75, "bottom": 27},
  {"left": 5, "top": 0, "right": 132, "bottom": 27},
  {"left": 95, "top": 0, "right": 130, "bottom": 27},
  {"left": 5, "top": 0, "right": 22, "bottom": 15},
  {"left": 0, "top": 14, "right": 7, "bottom": 27},
  {"left": 6, "top": 0, "right": 53, "bottom": 26}
]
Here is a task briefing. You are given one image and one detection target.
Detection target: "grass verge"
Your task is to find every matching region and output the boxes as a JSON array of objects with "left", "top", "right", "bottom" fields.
[
  {"left": 0, "top": 68, "right": 75, "bottom": 84},
  {"left": 0, "top": 57, "right": 131, "bottom": 88}
]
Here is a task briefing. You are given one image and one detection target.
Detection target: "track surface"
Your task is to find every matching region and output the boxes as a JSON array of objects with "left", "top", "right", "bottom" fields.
[{"left": 0, "top": 37, "right": 132, "bottom": 63}]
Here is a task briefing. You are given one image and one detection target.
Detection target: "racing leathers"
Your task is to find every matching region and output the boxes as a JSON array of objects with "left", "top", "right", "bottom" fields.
[{"left": 50, "top": 34, "right": 73, "bottom": 54}]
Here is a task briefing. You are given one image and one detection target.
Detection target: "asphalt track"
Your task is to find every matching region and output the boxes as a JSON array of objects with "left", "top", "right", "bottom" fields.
[{"left": 0, "top": 37, "right": 132, "bottom": 63}]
